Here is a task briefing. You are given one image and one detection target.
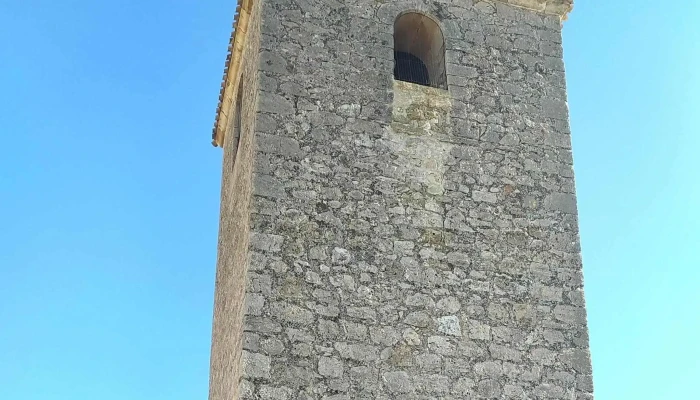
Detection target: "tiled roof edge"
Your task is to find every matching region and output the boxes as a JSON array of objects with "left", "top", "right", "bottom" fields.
[{"left": 211, "top": 0, "right": 254, "bottom": 147}]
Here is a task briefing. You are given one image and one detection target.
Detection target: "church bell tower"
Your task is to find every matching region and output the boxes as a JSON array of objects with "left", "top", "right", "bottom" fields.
[{"left": 208, "top": 0, "right": 594, "bottom": 399}]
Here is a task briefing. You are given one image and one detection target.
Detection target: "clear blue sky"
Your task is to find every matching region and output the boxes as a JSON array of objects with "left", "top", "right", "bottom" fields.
[{"left": 0, "top": 1, "right": 697, "bottom": 399}]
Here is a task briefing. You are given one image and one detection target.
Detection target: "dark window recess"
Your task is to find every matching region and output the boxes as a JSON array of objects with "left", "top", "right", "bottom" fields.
[
  {"left": 394, "top": 51, "right": 430, "bottom": 86},
  {"left": 393, "top": 12, "right": 448, "bottom": 89},
  {"left": 229, "top": 81, "right": 243, "bottom": 164}
]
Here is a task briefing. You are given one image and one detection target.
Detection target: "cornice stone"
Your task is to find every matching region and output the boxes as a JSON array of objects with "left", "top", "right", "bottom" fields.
[{"left": 495, "top": 0, "right": 574, "bottom": 19}]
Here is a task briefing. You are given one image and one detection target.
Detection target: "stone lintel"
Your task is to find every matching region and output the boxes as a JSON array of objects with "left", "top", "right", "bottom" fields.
[{"left": 496, "top": 0, "right": 574, "bottom": 19}]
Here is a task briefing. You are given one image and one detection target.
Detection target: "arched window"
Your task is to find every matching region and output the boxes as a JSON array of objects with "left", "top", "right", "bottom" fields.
[{"left": 394, "top": 12, "right": 447, "bottom": 89}]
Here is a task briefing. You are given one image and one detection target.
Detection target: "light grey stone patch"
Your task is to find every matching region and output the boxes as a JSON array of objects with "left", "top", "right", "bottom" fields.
[
  {"left": 568, "top": 289, "right": 587, "bottom": 306},
  {"left": 330, "top": 373, "right": 350, "bottom": 391},
  {"left": 402, "top": 328, "right": 421, "bottom": 346},
  {"left": 437, "top": 315, "right": 462, "bottom": 336},
  {"left": 311, "top": 288, "right": 333, "bottom": 303},
  {"left": 279, "top": 81, "right": 306, "bottom": 97},
  {"left": 472, "top": 190, "right": 498, "bottom": 203},
  {"left": 250, "top": 232, "right": 284, "bottom": 253},
  {"left": 382, "top": 371, "right": 414, "bottom": 393},
  {"left": 560, "top": 349, "right": 593, "bottom": 374},
  {"left": 404, "top": 293, "right": 435, "bottom": 308},
  {"left": 545, "top": 130, "right": 573, "bottom": 148},
  {"left": 242, "top": 332, "right": 259, "bottom": 352},
  {"left": 309, "top": 245, "right": 328, "bottom": 260},
  {"left": 337, "top": 103, "right": 361, "bottom": 117},
  {"left": 349, "top": 365, "right": 377, "bottom": 383},
  {"left": 245, "top": 317, "right": 282, "bottom": 334},
  {"left": 369, "top": 326, "right": 401, "bottom": 346},
  {"left": 447, "top": 63, "right": 479, "bottom": 79},
  {"left": 259, "top": 92, "right": 294, "bottom": 116},
  {"left": 346, "top": 307, "right": 377, "bottom": 322},
  {"left": 489, "top": 344, "right": 522, "bottom": 362},
  {"left": 291, "top": 190, "right": 317, "bottom": 200},
  {"left": 258, "top": 385, "right": 293, "bottom": 400},
  {"left": 241, "top": 350, "right": 271, "bottom": 379},
  {"left": 253, "top": 174, "right": 287, "bottom": 199},
  {"left": 393, "top": 240, "right": 415, "bottom": 254},
  {"left": 551, "top": 370, "right": 575, "bottom": 386},
  {"left": 533, "top": 383, "right": 566, "bottom": 398},
  {"left": 446, "top": 252, "right": 469, "bottom": 267},
  {"left": 318, "top": 319, "right": 340, "bottom": 339},
  {"left": 520, "top": 365, "right": 542, "bottom": 382},
  {"left": 541, "top": 97, "right": 568, "bottom": 119},
  {"left": 256, "top": 132, "right": 302, "bottom": 158},
  {"left": 239, "top": 379, "right": 254, "bottom": 399},
  {"left": 286, "top": 327, "right": 314, "bottom": 343},
  {"left": 260, "top": 51, "right": 288, "bottom": 74},
  {"left": 415, "top": 374, "right": 451, "bottom": 394},
  {"left": 335, "top": 342, "right": 379, "bottom": 362},
  {"left": 244, "top": 293, "right": 265, "bottom": 316},
  {"left": 309, "top": 111, "right": 345, "bottom": 126},
  {"left": 416, "top": 352, "right": 442, "bottom": 371},
  {"left": 247, "top": 273, "right": 272, "bottom": 295},
  {"left": 452, "top": 377, "right": 475, "bottom": 394},
  {"left": 577, "top": 374, "right": 595, "bottom": 392},
  {"left": 404, "top": 311, "right": 432, "bottom": 328},
  {"left": 500, "top": 133, "right": 520, "bottom": 146},
  {"left": 318, "top": 356, "right": 344, "bottom": 378},
  {"left": 476, "top": 378, "right": 502, "bottom": 398},
  {"left": 530, "top": 347, "right": 557, "bottom": 365},
  {"left": 272, "top": 363, "right": 315, "bottom": 388},
  {"left": 503, "top": 384, "right": 525, "bottom": 398},
  {"left": 410, "top": 210, "right": 444, "bottom": 229},
  {"left": 304, "top": 270, "right": 322, "bottom": 285},
  {"left": 261, "top": 337, "right": 285, "bottom": 356},
  {"left": 436, "top": 296, "right": 461, "bottom": 313},
  {"left": 544, "top": 192, "right": 578, "bottom": 214},
  {"left": 427, "top": 335, "right": 455, "bottom": 355},
  {"left": 467, "top": 319, "right": 492, "bottom": 341},
  {"left": 542, "top": 329, "right": 566, "bottom": 344},
  {"left": 540, "top": 40, "right": 563, "bottom": 57},
  {"left": 269, "top": 260, "right": 288, "bottom": 275},
  {"left": 331, "top": 247, "right": 352, "bottom": 265},
  {"left": 312, "top": 303, "right": 340, "bottom": 318},
  {"left": 473, "top": 0, "right": 496, "bottom": 14},
  {"left": 553, "top": 304, "right": 585, "bottom": 325},
  {"left": 329, "top": 274, "right": 355, "bottom": 291},
  {"left": 532, "top": 284, "right": 564, "bottom": 302},
  {"left": 270, "top": 302, "right": 315, "bottom": 325},
  {"left": 321, "top": 395, "right": 350, "bottom": 400}
]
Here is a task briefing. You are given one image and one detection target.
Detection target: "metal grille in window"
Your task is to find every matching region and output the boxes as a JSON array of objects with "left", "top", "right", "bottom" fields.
[{"left": 394, "top": 51, "right": 429, "bottom": 86}]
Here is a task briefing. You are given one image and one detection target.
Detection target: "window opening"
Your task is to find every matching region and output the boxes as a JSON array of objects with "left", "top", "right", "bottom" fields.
[
  {"left": 229, "top": 81, "right": 243, "bottom": 159},
  {"left": 393, "top": 12, "right": 447, "bottom": 89}
]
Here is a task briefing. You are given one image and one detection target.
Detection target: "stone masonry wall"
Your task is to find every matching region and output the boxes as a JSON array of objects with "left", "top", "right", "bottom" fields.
[
  {"left": 237, "top": 0, "right": 593, "bottom": 399},
  {"left": 209, "top": 0, "right": 263, "bottom": 399}
]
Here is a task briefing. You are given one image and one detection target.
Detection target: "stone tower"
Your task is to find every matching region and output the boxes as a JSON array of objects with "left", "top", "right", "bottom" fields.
[{"left": 208, "top": 0, "right": 594, "bottom": 399}]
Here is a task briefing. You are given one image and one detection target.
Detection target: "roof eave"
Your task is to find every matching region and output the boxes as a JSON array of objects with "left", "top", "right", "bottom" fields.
[{"left": 212, "top": 0, "right": 255, "bottom": 148}]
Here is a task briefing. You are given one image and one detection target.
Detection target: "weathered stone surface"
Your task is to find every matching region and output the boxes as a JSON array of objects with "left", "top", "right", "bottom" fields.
[
  {"left": 241, "top": 351, "right": 271, "bottom": 379},
  {"left": 210, "top": 0, "right": 593, "bottom": 399},
  {"left": 545, "top": 192, "right": 579, "bottom": 214},
  {"left": 437, "top": 315, "right": 462, "bottom": 337},
  {"left": 382, "top": 371, "right": 414, "bottom": 393},
  {"left": 318, "top": 356, "right": 344, "bottom": 378}
]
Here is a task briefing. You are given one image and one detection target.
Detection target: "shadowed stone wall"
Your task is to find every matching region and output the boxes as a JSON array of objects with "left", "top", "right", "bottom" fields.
[
  {"left": 208, "top": 1, "right": 263, "bottom": 399},
  {"left": 214, "top": 0, "right": 593, "bottom": 399}
]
